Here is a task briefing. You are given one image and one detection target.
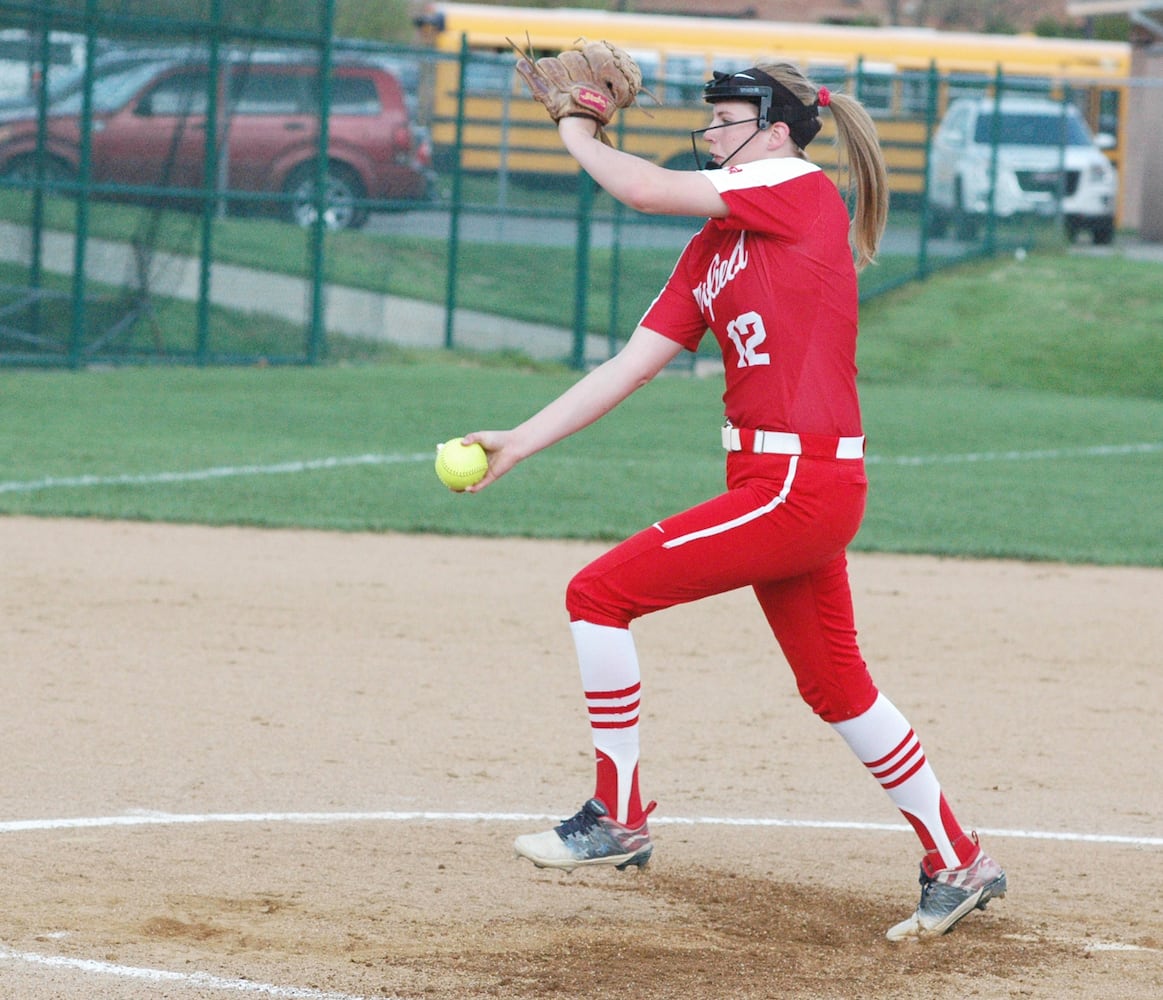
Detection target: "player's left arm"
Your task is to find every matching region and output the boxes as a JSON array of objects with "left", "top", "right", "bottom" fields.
[
  {"left": 462, "top": 325, "right": 683, "bottom": 492},
  {"left": 558, "top": 117, "right": 728, "bottom": 219}
]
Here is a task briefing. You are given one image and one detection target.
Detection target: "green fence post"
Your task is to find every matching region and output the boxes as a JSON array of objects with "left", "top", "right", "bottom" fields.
[
  {"left": 306, "top": 0, "right": 337, "bottom": 365},
  {"left": 443, "top": 37, "right": 470, "bottom": 351},
  {"left": 985, "top": 65, "right": 1004, "bottom": 257},
  {"left": 573, "top": 170, "right": 594, "bottom": 370},
  {"left": 196, "top": 0, "right": 222, "bottom": 365},
  {"left": 1057, "top": 84, "right": 1072, "bottom": 238},
  {"left": 606, "top": 114, "right": 627, "bottom": 359},
  {"left": 67, "top": 0, "right": 100, "bottom": 369},
  {"left": 29, "top": 13, "right": 52, "bottom": 338},
  {"left": 917, "top": 60, "right": 940, "bottom": 279},
  {"left": 607, "top": 200, "right": 624, "bottom": 361}
]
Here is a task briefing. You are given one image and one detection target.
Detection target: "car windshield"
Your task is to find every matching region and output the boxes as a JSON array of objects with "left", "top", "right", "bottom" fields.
[
  {"left": 51, "top": 61, "right": 172, "bottom": 114},
  {"left": 973, "top": 110, "right": 1092, "bottom": 146},
  {"left": 43, "top": 53, "right": 153, "bottom": 102}
]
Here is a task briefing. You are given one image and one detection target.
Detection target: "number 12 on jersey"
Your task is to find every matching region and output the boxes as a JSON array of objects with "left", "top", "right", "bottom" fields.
[{"left": 726, "top": 311, "right": 770, "bottom": 367}]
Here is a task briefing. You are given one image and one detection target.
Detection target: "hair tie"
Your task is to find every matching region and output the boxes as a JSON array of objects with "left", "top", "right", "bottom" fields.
[{"left": 817, "top": 87, "right": 831, "bottom": 108}]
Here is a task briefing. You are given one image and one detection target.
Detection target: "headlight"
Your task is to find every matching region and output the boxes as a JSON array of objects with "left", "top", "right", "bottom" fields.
[{"left": 1088, "top": 162, "right": 1111, "bottom": 184}]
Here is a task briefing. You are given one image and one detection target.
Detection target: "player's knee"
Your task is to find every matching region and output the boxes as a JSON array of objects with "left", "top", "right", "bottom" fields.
[
  {"left": 566, "top": 567, "right": 632, "bottom": 629},
  {"left": 796, "top": 675, "right": 879, "bottom": 724}
]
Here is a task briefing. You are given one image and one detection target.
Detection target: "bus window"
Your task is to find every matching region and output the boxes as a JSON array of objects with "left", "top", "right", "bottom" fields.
[
  {"left": 805, "top": 61, "right": 847, "bottom": 88},
  {"left": 945, "top": 72, "right": 992, "bottom": 103},
  {"left": 627, "top": 49, "right": 661, "bottom": 95},
  {"left": 899, "top": 71, "right": 937, "bottom": 116},
  {"left": 662, "top": 52, "right": 708, "bottom": 103},
  {"left": 1098, "top": 87, "right": 1120, "bottom": 143},
  {"left": 463, "top": 53, "right": 511, "bottom": 95},
  {"left": 854, "top": 62, "right": 894, "bottom": 115},
  {"left": 712, "top": 55, "right": 758, "bottom": 77}
]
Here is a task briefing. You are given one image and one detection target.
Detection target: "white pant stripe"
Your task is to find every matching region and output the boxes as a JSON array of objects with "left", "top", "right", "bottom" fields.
[{"left": 661, "top": 456, "right": 798, "bottom": 550}]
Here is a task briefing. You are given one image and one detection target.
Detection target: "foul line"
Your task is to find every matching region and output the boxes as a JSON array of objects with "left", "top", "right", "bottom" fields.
[
  {"left": 1, "top": 808, "right": 1159, "bottom": 847},
  {"left": 0, "top": 947, "right": 400, "bottom": 1000},
  {"left": 0, "top": 442, "right": 1158, "bottom": 495},
  {"left": 0, "top": 453, "right": 433, "bottom": 494},
  {"left": 864, "top": 441, "right": 1163, "bottom": 466}
]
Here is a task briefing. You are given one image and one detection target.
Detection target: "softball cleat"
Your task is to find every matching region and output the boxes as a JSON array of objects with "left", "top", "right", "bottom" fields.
[
  {"left": 887, "top": 843, "right": 1007, "bottom": 941},
  {"left": 514, "top": 798, "right": 654, "bottom": 872}
]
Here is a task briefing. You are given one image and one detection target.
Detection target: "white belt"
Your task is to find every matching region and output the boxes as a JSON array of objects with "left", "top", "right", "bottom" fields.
[{"left": 721, "top": 424, "right": 865, "bottom": 460}]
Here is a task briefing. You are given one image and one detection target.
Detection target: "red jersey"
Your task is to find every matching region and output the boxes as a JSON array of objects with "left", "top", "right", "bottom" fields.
[{"left": 640, "top": 157, "right": 862, "bottom": 436}]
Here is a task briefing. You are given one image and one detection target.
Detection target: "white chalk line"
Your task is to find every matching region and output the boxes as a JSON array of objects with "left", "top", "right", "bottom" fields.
[
  {"left": 3, "top": 809, "right": 1156, "bottom": 996},
  {"left": 0, "top": 453, "right": 434, "bottom": 494},
  {"left": 1, "top": 807, "right": 1159, "bottom": 847},
  {"left": 1002, "top": 934, "right": 1159, "bottom": 954},
  {"left": 864, "top": 441, "right": 1162, "bottom": 466},
  {"left": 0, "top": 947, "right": 400, "bottom": 1000},
  {"left": 0, "top": 442, "right": 1158, "bottom": 495}
]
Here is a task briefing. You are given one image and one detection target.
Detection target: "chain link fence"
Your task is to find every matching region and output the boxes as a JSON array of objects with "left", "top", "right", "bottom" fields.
[{"left": 0, "top": 1, "right": 1131, "bottom": 368}]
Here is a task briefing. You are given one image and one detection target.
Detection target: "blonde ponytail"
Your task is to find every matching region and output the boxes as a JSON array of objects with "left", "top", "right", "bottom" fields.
[{"left": 757, "top": 63, "right": 889, "bottom": 270}]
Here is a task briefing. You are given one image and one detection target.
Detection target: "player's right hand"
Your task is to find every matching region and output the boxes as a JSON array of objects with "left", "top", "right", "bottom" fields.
[{"left": 458, "top": 430, "right": 518, "bottom": 493}]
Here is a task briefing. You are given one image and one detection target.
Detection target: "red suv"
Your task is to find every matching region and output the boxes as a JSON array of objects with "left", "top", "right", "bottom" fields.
[{"left": 0, "top": 53, "right": 434, "bottom": 230}]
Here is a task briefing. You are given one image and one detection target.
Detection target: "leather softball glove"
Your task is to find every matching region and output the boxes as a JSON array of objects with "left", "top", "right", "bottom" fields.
[{"left": 514, "top": 38, "right": 644, "bottom": 145}]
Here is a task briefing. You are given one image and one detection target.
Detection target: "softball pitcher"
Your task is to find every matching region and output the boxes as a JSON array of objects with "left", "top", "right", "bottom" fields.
[{"left": 461, "top": 56, "right": 1006, "bottom": 941}]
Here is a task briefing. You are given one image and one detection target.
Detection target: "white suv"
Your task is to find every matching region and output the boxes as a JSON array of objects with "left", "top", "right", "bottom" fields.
[{"left": 927, "top": 96, "right": 1117, "bottom": 244}]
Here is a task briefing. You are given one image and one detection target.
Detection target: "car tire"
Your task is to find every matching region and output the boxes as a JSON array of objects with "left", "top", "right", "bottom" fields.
[
  {"left": 927, "top": 205, "right": 950, "bottom": 238},
  {"left": 952, "top": 181, "right": 978, "bottom": 241},
  {"left": 284, "top": 162, "right": 367, "bottom": 232},
  {"left": 954, "top": 211, "right": 979, "bottom": 242},
  {"left": 1091, "top": 216, "right": 1115, "bottom": 246},
  {"left": 0, "top": 153, "right": 75, "bottom": 187}
]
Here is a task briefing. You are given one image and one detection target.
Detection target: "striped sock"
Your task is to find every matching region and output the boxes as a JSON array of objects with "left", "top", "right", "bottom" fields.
[
  {"left": 831, "top": 692, "right": 977, "bottom": 871},
  {"left": 570, "top": 620, "right": 645, "bottom": 825}
]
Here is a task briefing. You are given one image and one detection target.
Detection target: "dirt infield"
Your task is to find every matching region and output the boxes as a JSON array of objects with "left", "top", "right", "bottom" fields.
[{"left": 1, "top": 516, "right": 1160, "bottom": 999}]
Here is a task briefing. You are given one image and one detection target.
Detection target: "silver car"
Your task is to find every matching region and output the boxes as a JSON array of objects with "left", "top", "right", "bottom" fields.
[{"left": 926, "top": 95, "right": 1118, "bottom": 244}]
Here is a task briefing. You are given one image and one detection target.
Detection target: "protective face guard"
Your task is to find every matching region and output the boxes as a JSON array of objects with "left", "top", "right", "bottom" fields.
[
  {"left": 689, "top": 117, "right": 763, "bottom": 170},
  {"left": 690, "top": 72, "right": 777, "bottom": 170},
  {"left": 691, "top": 68, "right": 822, "bottom": 168}
]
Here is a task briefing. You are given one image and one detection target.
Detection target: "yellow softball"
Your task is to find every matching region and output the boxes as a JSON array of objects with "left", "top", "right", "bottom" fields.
[{"left": 435, "top": 439, "right": 489, "bottom": 491}]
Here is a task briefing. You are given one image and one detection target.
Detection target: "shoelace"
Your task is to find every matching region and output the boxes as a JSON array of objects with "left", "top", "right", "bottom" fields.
[{"left": 555, "top": 802, "right": 603, "bottom": 838}]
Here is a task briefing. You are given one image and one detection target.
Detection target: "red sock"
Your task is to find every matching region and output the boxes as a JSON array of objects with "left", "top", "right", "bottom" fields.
[{"left": 594, "top": 749, "right": 644, "bottom": 826}]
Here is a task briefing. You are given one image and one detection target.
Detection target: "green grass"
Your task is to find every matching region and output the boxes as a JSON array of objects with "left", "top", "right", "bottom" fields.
[
  {"left": 1, "top": 358, "right": 1159, "bottom": 565},
  {"left": 858, "top": 254, "right": 1163, "bottom": 399}
]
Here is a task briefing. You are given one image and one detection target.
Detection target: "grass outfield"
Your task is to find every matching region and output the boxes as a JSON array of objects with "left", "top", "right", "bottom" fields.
[{"left": 2, "top": 360, "right": 1160, "bottom": 566}]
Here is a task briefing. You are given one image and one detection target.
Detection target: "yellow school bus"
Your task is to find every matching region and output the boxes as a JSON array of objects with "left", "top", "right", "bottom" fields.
[{"left": 413, "top": 2, "right": 1130, "bottom": 202}]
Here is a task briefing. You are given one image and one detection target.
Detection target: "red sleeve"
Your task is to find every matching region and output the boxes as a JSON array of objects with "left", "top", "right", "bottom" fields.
[
  {"left": 715, "top": 175, "right": 824, "bottom": 240},
  {"left": 638, "top": 236, "right": 710, "bottom": 352}
]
